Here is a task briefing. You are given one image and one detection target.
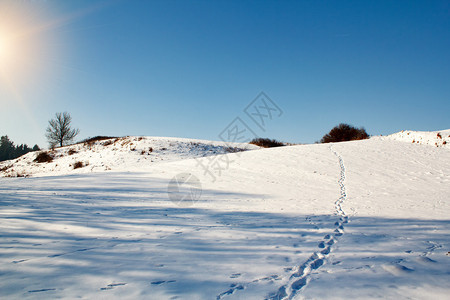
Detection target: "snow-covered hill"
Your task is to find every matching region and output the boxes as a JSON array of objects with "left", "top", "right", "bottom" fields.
[
  {"left": 0, "top": 136, "right": 259, "bottom": 178},
  {"left": 385, "top": 129, "right": 450, "bottom": 148},
  {"left": 2, "top": 130, "right": 448, "bottom": 178},
  {"left": 0, "top": 130, "right": 449, "bottom": 299}
]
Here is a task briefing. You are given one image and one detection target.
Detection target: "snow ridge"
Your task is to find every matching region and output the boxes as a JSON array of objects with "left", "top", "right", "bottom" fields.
[
  {"left": 0, "top": 136, "right": 259, "bottom": 178},
  {"left": 384, "top": 129, "right": 450, "bottom": 148},
  {"left": 267, "top": 145, "right": 349, "bottom": 300}
]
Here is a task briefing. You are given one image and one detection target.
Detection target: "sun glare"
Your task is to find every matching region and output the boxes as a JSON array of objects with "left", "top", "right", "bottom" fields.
[
  {"left": 0, "top": 0, "right": 107, "bottom": 104},
  {"left": 0, "top": 35, "right": 11, "bottom": 63},
  {"left": 0, "top": 1, "right": 56, "bottom": 93}
]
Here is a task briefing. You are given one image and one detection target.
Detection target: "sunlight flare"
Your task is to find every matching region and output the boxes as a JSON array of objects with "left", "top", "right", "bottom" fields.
[
  {"left": 0, "top": 34, "right": 12, "bottom": 66},
  {"left": 0, "top": 2, "right": 49, "bottom": 92},
  {"left": 0, "top": 1, "right": 108, "bottom": 102},
  {"left": 0, "top": 36, "right": 5, "bottom": 57}
]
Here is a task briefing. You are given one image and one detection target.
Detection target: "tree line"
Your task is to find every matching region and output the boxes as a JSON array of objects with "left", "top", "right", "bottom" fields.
[{"left": 0, "top": 136, "right": 40, "bottom": 162}]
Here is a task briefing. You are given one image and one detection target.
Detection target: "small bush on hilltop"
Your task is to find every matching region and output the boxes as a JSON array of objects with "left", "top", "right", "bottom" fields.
[
  {"left": 34, "top": 151, "right": 54, "bottom": 163},
  {"left": 320, "top": 123, "right": 369, "bottom": 143},
  {"left": 81, "top": 136, "right": 118, "bottom": 145},
  {"left": 250, "top": 138, "right": 285, "bottom": 148},
  {"left": 225, "top": 147, "right": 244, "bottom": 153},
  {"left": 68, "top": 148, "right": 77, "bottom": 155},
  {"left": 73, "top": 161, "right": 84, "bottom": 169}
]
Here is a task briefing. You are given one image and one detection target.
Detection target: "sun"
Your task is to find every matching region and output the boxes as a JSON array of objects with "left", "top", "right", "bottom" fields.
[
  {"left": 0, "top": 1, "right": 107, "bottom": 100},
  {"left": 0, "top": 2, "right": 50, "bottom": 87}
]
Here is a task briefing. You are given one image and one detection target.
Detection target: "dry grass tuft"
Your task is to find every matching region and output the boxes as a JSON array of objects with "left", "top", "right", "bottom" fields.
[{"left": 34, "top": 151, "right": 54, "bottom": 163}]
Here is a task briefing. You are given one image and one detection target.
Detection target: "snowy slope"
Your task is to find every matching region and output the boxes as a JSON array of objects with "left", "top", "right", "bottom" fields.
[
  {"left": 0, "top": 136, "right": 259, "bottom": 178},
  {"left": 0, "top": 131, "right": 449, "bottom": 299},
  {"left": 385, "top": 129, "right": 450, "bottom": 148}
]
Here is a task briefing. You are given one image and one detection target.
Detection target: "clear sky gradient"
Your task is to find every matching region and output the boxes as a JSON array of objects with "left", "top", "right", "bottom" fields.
[{"left": 1, "top": 0, "right": 449, "bottom": 147}]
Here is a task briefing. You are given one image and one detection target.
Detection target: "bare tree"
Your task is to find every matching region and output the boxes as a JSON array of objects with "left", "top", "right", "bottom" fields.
[{"left": 46, "top": 112, "right": 80, "bottom": 147}]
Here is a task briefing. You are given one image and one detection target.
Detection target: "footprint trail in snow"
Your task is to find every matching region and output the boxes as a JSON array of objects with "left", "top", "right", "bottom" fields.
[
  {"left": 217, "top": 145, "right": 349, "bottom": 300},
  {"left": 266, "top": 145, "right": 349, "bottom": 299}
]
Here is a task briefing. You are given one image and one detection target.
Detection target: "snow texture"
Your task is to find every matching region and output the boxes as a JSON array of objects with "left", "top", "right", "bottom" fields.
[{"left": 0, "top": 130, "right": 449, "bottom": 299}]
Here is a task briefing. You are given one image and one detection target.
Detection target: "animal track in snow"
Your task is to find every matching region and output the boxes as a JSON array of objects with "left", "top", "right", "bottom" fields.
[
  {"left": 151, "top": 280, "right": 176, "bottom": 285},
  {"left": 48, "top": 247, "right": 97, "bottom": 258},
  {"left": 216, "top": 274, "right": 282, "bottom": 299},
  {"left": 423, "top": 241, "right": 441, "bottom": 256},
  {"left": 216, "top": 284, "right": 245, "bottom": 299},
  {"left": 28, "top": 288, "right": 56, "bottom": 293},
  {"left": 100, "top": 282, "right": 127, "bottom": 290}
]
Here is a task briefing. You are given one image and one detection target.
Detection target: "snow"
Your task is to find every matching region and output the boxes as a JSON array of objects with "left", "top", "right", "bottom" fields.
[
  {"left": 0, "top": 136, "right": 259, "bottom": 178},
  {"left": 384, "top": 129, "right": 450, "bottom": 148},
  {"left": 0, "top": 131, "right": 449, "bottom": 299}
]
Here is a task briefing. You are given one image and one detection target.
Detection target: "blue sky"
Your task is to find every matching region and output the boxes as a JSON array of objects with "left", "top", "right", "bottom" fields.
[{"left": 1, "top": 0, "right": 449, "bottom": 147}]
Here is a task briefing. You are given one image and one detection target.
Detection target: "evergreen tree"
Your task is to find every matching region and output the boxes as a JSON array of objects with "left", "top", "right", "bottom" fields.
[
  {"left": 0, "top": 136, "right": 40, "bottom": 162},
  {"left": 0, "top": 136, "right": 14, "bottom": 161}
]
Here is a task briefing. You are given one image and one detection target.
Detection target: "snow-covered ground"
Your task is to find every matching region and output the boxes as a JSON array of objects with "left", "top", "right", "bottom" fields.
[
  {"left": 0, "top": 131, "right": 449, "bottom": 299},
  {"left": 385, "top": 129, "right": 450, "bottom": 148},
  {"left": 0, "top": 136, "right": 259, "bottom": 178}
]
